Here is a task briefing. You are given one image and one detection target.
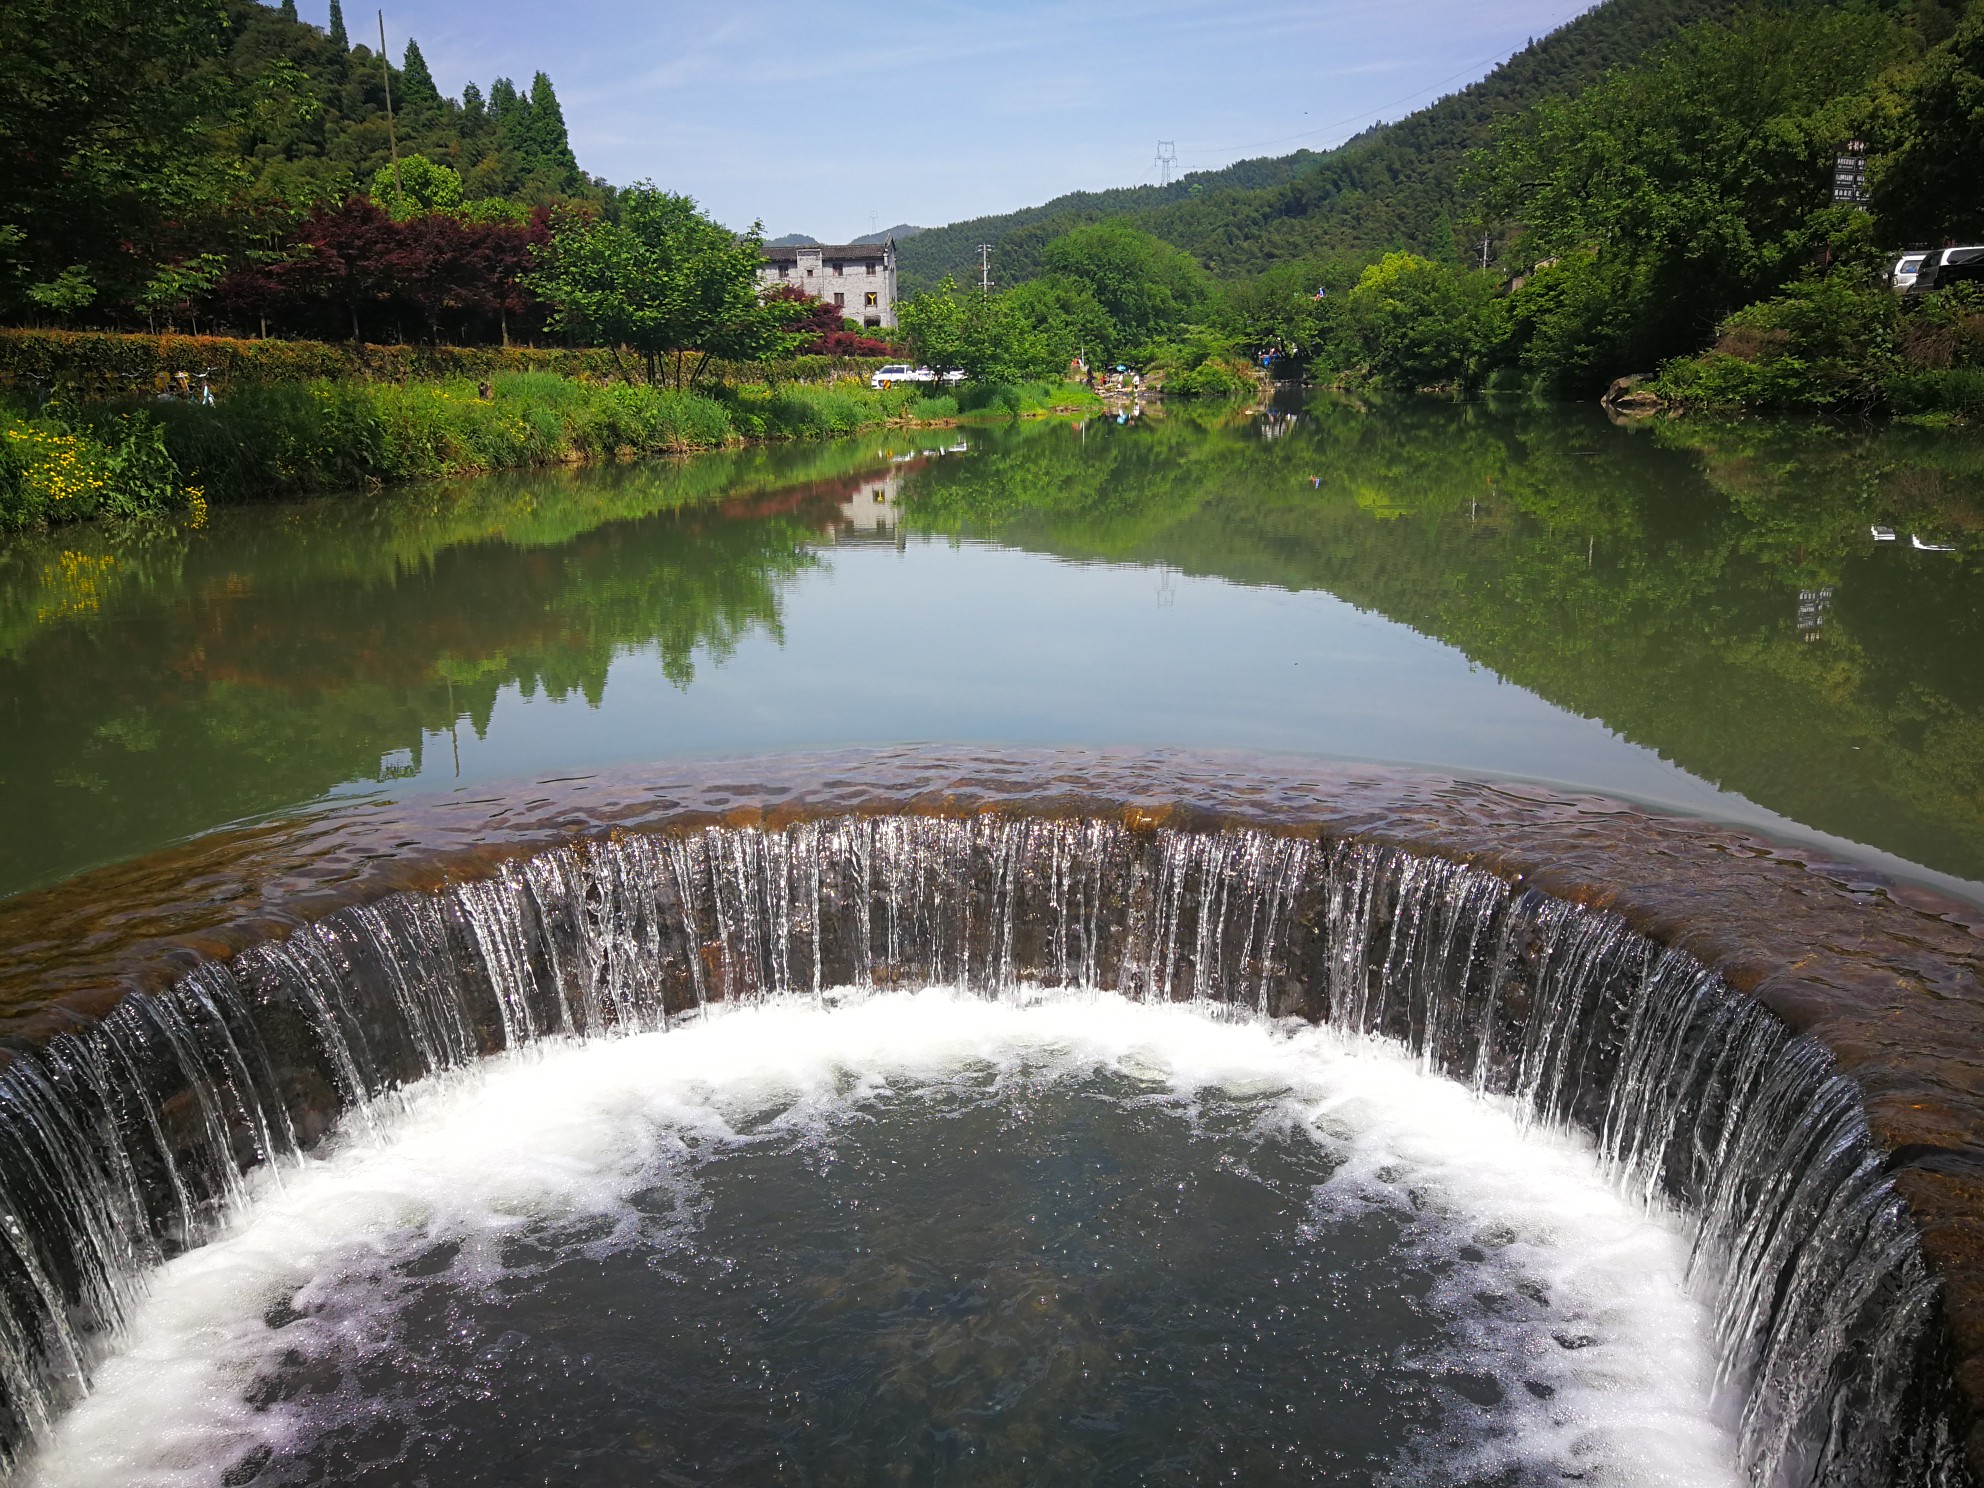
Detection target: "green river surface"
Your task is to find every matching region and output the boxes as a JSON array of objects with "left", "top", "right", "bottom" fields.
[{"left": 3, "top": 391, "right": 1982, "bottom": 903}]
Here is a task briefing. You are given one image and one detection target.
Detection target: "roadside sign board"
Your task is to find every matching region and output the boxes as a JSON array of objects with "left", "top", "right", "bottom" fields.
[{"left": 1833, "top": 140, "right": 1869, "bottom": 209}]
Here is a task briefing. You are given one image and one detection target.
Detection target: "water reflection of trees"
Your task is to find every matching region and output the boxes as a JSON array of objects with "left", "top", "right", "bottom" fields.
[
  {"left": 0, "top": 444, "right": 899, "bottom": 895},
  {"left": 902, "top": 402, "right": 1984, "bottom": 881}
]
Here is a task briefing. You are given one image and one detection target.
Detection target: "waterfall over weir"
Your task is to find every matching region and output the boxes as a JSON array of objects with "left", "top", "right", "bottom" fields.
[{"left": 0, "top": 815, "right": 1966, "bottom": 1485}]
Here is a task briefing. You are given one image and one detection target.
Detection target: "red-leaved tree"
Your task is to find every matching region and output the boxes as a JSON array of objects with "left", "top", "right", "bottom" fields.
[
  {"left": 208, "top": 199, "right": 552, "bottom": 344},
  {"left": 761, "top": 283, "right": 897, "bottom": 356}
]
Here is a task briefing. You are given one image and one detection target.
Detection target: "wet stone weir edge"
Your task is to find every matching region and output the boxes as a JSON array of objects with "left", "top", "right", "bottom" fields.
[{"left": 0, "top": 747, "right": 1979, "bottom": 1485}]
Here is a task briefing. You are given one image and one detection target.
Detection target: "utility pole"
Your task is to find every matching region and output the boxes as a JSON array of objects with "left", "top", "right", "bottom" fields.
[
  {"left": 378, "top": 10, "right": 402, "bottom": 201},
  {"left": 1480, "top": 234, "right": 1491, "bottom": 270},
  {"left": 976, "top": 243, "right": 993, "bottom": 294},
  {"left": 1155, "top": 140, "right": 1178, "bottom": 187}
]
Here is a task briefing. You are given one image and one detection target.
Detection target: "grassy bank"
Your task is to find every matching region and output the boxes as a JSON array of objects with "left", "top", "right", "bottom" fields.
[{"left": 0, "top": 373, "right": 1104, "bottom": 531}]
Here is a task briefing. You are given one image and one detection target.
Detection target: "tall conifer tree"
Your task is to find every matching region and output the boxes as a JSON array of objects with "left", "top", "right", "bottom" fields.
[
  {"left": 278, "top": 0, "right": 298, "bottom": 20},
  {"left": 524, "top": 72, "right": 580, "bottom": 180},
  {"left": 400, "top": 39, "right": 444, "bottom": 114},
  {"left": 326, "top": 0, "right": 347, "bottom": 48},
  {"left": 488, "top": 76, "right": 520, "bottom": 125}
]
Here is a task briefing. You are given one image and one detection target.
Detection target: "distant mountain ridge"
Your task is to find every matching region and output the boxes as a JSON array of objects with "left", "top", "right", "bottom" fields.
[
  {"left": 767, "top": 225, "right": 924, "bottom": 248},
  {"left": 899, "top": 0, "right": 1779, "bottom": 288}
]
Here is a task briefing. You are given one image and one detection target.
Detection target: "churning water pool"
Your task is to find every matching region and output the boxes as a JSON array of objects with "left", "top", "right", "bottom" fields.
[{"left": 29, "top": 992, "right": 1735, "bottom": 1488}]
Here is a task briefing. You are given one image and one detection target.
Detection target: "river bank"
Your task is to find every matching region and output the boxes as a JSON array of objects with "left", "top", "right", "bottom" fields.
[{"left": 0, "top": 372, "right": 1103, "bottom": 532}]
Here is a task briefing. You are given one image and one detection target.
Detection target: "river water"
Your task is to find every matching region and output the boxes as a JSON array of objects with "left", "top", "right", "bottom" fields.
[
  {"left": 2, "top": 394, "right": 1980, "bottom": 902},
  {"left": 2, "top": 394, "right": 1979, "bottom": 1486}
]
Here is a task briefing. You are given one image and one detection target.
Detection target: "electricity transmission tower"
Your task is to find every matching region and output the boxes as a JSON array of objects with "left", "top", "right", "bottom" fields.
[
  {"left": 1154, "top": 141, "right": 1178, "bottom": 186},
  {"left": 976, "top": 244, "right": 993, "bottom": 293}
]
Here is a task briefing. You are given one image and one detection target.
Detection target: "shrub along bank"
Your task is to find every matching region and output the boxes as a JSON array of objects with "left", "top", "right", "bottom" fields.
[
  {"left": 0, "top": 372, "right": 1105, "bottom": 531},
  {"left": 0, "top": 328, "right": 889, "bottom": 397},
  {"left": 1649, "top": 281, "right": 1984, "bottom": 421}
]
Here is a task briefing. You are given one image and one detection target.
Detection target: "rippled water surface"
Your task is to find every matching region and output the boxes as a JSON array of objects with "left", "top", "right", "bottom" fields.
[
  {"left": 27, "top": 993, "right": 1736, "bottom": 1488},
  {"left": 2, "top": 395, "right": 1981, "bottom": 897}
]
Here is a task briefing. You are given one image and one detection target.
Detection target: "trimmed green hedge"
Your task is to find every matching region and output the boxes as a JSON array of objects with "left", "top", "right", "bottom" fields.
[{"left": 0, "top": 329, "right": 887, "bottom": 396}]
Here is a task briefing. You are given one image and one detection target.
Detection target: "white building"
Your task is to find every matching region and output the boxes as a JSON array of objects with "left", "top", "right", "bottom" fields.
[{"left": 759, "top": 240, "right": 897, "bottom": 330}]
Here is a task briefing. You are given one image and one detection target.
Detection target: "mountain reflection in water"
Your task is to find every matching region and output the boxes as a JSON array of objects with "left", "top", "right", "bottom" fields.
[{"left": 0, "top": 395, "right": 1980, "bottom": 898}]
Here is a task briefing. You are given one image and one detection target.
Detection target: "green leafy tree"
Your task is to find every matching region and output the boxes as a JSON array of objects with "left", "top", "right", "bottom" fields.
[
  {"left": 1347, "top": 252, "right": 1502, "bottom": 389},
  {"left": 897, "top": 278, "right": 1056, "bottom": 384},
  {"left": 23, "top": 265, "right": 98, "bottom": 321},
  {"left": 1037, "top": 222, "right": 1209, "bottom": 354},
  {"left": 1871, "top": 10, "right": 1984, "bottom": 245},
  {"left": 0, "top": 0, "right": 237, "bottom": 317},
  {"left": 136, "top": 253, "right": 227, "bottom": 332},
  {"left": 532, "top": 185, "right": 799, "bottom": 386},
  {"left": 1220, "top": 257, "right": 1365, "bottom": 369},
  {"left": 370, "top": 154, "right": 466, "bottom": 219},
  {"left": 1003, "top": 276, "right": 1116, "bottom": 369}
]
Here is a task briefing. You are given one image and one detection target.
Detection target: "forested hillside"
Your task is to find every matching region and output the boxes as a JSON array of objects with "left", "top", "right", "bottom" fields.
[
  {"left": 223, "top": 0, "right": 598, "bottom": 213},
  {"left": 0, "top": 0, "right": 601, "bottom": 326},
  {"left": 886, "top": 0, "right": 1982, "bottom": 415},
  {"left": 900, "top": 0, "right": 1844, "bottom": 289}
]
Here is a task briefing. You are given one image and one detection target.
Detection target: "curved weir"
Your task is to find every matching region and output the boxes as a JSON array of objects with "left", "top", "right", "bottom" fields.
[{"left": 0, "top": 778, "right": 1977, "bottom": 1484}]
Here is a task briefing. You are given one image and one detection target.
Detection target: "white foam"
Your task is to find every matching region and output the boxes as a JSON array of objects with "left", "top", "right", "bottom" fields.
[{"left": 24, "top": 990, "right": 1740, "bottom": 1488}]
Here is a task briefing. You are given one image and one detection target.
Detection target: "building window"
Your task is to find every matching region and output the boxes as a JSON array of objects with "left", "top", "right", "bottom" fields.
[
  {"left": 864, "top": 291, "right": 878, "bottom": 307},
  {"left": 864, "top": 316, "right": 881, "bottom": 328},
  {"left": 867, "top": 263, "right": 877, "bottom": 275},
  {"left": 805, "top": 268, "right": 814, "bottom": 277},
  {"left": 777, "top": 264, "right": 789, "bottom": 278},
  {"left": 833, "top": 291, "right": 845, "bottom": 307}
]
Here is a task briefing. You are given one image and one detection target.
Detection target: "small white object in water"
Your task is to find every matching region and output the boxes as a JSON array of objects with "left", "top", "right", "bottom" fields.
[
  {"left": 1911, "top": 533, "right": 1956, "bottom": 552},
  {"left": 1870, "top": 525, "right": 1896, "bottom": 541}
]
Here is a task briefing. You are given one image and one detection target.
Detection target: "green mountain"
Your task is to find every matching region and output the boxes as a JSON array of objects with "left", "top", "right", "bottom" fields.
[{"left": 900, "top": 0, "right": 1782, "bottom": 289}]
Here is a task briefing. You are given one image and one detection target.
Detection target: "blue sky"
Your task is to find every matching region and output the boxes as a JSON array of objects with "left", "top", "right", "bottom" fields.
[{"left": 342, "top": 0, "right": 1598, "bottom": 240}]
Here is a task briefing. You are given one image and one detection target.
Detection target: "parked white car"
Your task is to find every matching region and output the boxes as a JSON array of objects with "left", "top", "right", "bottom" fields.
[
  {"left": 869, "top": 364, "right": 968, "bottom": 389},
  {"left": 1898, "top": 246, "right": 1984, "bottom": 293}
]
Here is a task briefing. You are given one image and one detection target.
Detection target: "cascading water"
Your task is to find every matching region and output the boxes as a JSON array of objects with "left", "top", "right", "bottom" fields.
[{"left": 0, "top": 816, "right": 1966, "bottom": 1485}]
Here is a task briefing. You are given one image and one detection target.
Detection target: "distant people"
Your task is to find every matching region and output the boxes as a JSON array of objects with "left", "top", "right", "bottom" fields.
[{"left": 477, "top": 380, "right": 494, "bottom": 401}]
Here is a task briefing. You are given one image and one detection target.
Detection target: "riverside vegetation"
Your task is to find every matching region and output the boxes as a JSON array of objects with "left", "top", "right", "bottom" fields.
[
  {"left": 0, "top": 373, "right": 1099, "bottom": 530},
  {"left": 5, "top": 0, "right": 1982, "bottom": 533},
  {"left": 894, "top": 0, "right": 1984, "bottom": 415}
]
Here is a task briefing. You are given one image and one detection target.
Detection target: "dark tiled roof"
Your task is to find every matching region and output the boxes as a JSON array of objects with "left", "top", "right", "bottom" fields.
[{"left": 760, "top": 240, "right": 890, "bottom": 263}]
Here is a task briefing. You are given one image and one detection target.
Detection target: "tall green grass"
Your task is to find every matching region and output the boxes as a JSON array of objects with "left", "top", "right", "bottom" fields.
[
  {"left": 2, "top": 372, "right": 1104, "bottom": 530},
  {"left": 137, "top": 374, "right": 759, "bottom": 504}
]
